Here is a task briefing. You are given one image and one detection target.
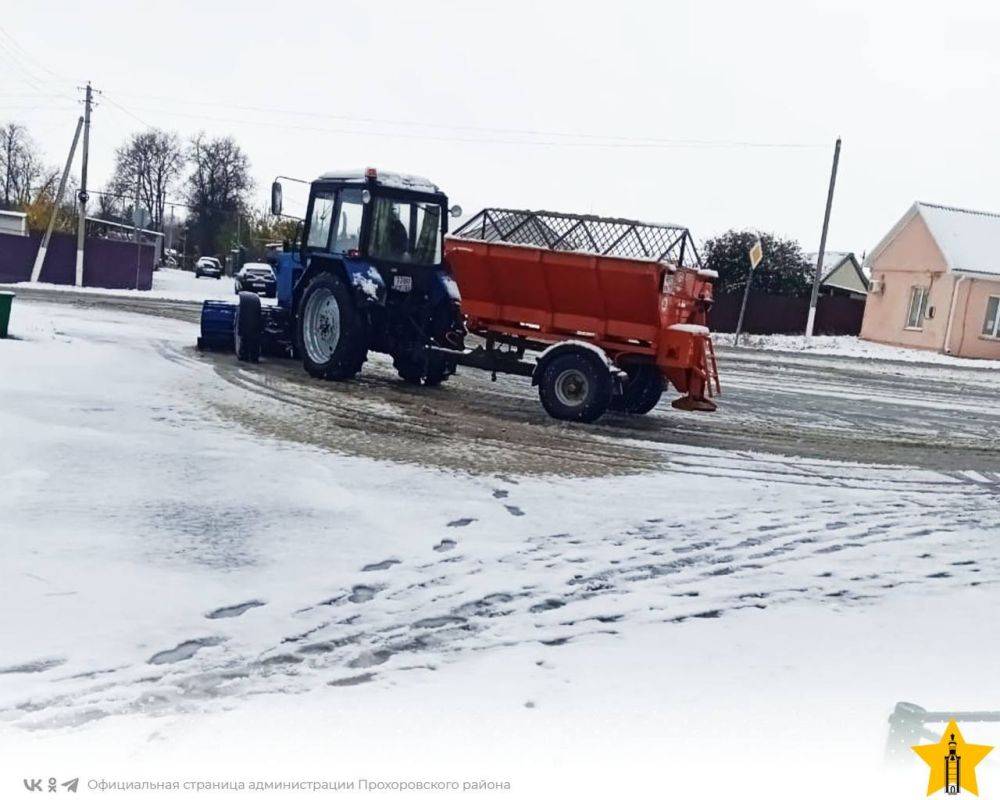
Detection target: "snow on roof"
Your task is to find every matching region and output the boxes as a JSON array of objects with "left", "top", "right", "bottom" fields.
[
  {"left": 315, "top": 169, "right": 440, "bottom": 193},
  {"left": 866, "top": 201, "right": 1000, "bottom": 276},
  {"left": 804, "top": 251, "right": 854, "bottom": 280},
  {"left": 916, "top": 202, "right": 1000, "bottom": 276},
  {"left": 86, "top": 216, "right": 163, "bottom": 238}
]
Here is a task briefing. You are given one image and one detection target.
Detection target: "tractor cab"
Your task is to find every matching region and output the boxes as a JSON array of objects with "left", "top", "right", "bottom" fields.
[{"left": 269, "top": 168, "right": 461, "bottom": 310}]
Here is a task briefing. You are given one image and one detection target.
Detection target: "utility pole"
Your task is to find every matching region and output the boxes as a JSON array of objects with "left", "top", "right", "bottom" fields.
[
  {"left": 805, "top": 137, "right": 842, "bottom": 338},
  {"left": 3, "top": 131, "right": 13, "bottom": 207},
  {"left": 75, "top": 81, "right": 95, "bottom": 288},
  {"left": 134, "top": 166, "right": 142, "bottom": 288},
  {"left": 31, "top": 117, "right": 84, "bottom": 282}
]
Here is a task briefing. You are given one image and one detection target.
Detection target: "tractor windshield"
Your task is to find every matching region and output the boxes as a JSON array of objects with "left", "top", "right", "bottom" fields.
[{"left": 369, "top": 197, "right": 442, "bottom": 266}]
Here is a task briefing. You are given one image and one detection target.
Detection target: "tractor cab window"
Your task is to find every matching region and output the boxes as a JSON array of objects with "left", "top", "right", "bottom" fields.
[
  {"left": 369, "top": 197, "right": 442, "bottom": 265},
  {"left": 307, "top": 192, "right": 335, "bottom": 249},
  {"left": 332, "top": 189, "right": 363, "bottom": 255}
]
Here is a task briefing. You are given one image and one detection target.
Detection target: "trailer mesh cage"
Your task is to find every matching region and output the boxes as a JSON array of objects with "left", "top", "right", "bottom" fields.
[{"left": 452, "top": 208, "right": 702, "bottom": 269}]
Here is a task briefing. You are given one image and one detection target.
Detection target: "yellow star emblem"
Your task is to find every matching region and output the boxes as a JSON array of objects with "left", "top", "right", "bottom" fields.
[{"left": 913, "top": 719, "right": 992, "bottom": 796}]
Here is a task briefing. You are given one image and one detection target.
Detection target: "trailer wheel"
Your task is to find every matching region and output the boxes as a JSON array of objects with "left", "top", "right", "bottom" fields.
[
  {"left": 297, "top": 271, "right": 367, "bottom": 381},
  {"left": 610, "top": 364, "right": 664, "bottom": 415},
  {"left": 235, "top": 291, "right": 262, "bottom": 363},
  {"left": 538, "top": 350, "right": 613, "bottom": 423}
]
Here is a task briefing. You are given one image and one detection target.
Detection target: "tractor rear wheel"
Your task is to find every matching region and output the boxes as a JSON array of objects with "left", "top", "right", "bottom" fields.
[
  {"left": 538, "top": 350, "right": 613, "bottom": 423},
  {"left": 235, "top": 291, "right": 262, "bottom": 363},
  {"left": 610, "top": 364, "right": 664, "bottom": 415},
  {"left": 393, "top": 350, "right": 452, "bottom": 386},
  {"left": 298, "top": 271, "right": 367, "bottom": 380}
]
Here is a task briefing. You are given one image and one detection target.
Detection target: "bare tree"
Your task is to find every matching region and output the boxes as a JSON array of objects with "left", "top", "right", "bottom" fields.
[
  {"left": 108, "top": 129, "right": 184, "bottom": 231},
  {"left": 0, "top": 123, "right": 47, "bottom": 209},
  {"left": 95, "top": 189, "right": 122, "bottom": 222},
  {"left": 185, "top": 133, "right": 253, "bottom": 255}
]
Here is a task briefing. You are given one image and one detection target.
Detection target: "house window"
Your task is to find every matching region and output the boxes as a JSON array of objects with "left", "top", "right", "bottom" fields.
[
  {"left": 983, "top": 295, "right": 1000, "bottom": 338},
  {"left": 905, "top": 286, "right": 928, "bottom": 330}
]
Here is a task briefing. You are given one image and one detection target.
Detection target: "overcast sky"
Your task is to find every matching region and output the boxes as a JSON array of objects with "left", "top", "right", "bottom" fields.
[{"left": 3, "top": 0, "right": 999, "bottom": 256}]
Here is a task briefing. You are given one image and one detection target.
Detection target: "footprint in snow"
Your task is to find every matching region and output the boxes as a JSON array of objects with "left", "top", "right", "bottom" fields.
[
  {"left": 361, "top": 559, "right": 400, "bottom": 572},
  {"left": 412, "top": 615, "right": 466, "bottom": 629},
  {"left": 0, "top": 657, "right": 66, "bottom": 675},
  {"left": 329, "top": 672, "right": 376, "bottom": 687},
  {"left": 347, "top": 650, "right": 392, "bottom": 669},
  {"left": 529, "top": 599, "right": 565, "bottom": 613},
  {"left": 298, "top": 636, "right": 358, "bottom": 654},
  {"left": 434, "top": 539, "right": 457, "bottom": 552},
  {"left": 258, "top": 653, "right": 303, "bottom": 667},
  {"left": 505, "top": 505, "right": 525, "bottom": 517},
  {"left": 446, "top": 518, "right": 475, "bottom": 528},
  {"left": 349, "top": 585, "right": 378, "bottom": 603},
  {"left": 205, "top": 600, "right": 266, "bottom": 619},
  {"left": 492, "top": 489, "right": 509, "bottom": 499},
  {"left": 148, "top": 637, "right": 225, "bottom": 666}
]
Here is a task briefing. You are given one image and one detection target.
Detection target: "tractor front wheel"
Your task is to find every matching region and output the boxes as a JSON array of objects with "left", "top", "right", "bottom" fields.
[
  {"left": 235, "top": 291, "right": 262, "bottom": 363},
  {"left": 297, "top": 271, "right": 367, "bottom": 380}
]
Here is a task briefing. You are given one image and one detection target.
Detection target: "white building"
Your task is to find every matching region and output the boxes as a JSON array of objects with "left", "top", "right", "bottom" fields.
[{"left": 0, "top": 210, "right": 28, "bottom": 236}]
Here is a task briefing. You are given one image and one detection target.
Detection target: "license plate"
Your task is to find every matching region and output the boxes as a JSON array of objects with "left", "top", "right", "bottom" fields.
[{"left": 392, "top": 274, "right": 412, "bottom": 292}]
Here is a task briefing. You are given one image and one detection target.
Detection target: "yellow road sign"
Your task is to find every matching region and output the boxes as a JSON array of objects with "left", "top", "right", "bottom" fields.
[{"left": 749, "top": 239, "right": 763, "bottom": 269}]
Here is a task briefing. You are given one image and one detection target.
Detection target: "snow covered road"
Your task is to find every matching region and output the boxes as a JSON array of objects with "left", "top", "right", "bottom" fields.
[
  {"left": 6, "top": 283, "right": 1000, "bottom": 471},
  {"left": 2, "top": 300, "right": 999, "bottom": 797}
]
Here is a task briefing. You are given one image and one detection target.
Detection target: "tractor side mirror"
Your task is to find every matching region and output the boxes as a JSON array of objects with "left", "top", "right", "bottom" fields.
[
  {"left": 271, "top": 181, "right": 283, "bottom": 216},
  {"left": 450, "top": 205, "right": 462, "bottom": 219}
]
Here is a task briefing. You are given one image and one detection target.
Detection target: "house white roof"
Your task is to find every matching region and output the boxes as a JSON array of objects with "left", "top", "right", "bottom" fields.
[
  {"left": 805, "top": 251, "right": 854, "bottom": 280},
  {"left": 866, "top": 201, "right": 1000, "bottom": 276}
]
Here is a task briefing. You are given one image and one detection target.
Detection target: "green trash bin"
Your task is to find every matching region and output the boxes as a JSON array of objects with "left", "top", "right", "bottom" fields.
[{"left": 0, "top": 291, "right": 14, "bottom": 339}]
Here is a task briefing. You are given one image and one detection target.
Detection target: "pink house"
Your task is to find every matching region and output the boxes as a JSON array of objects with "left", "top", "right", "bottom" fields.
[{"left": 861, "top": 202, "right": 1000, "bottom": 359}]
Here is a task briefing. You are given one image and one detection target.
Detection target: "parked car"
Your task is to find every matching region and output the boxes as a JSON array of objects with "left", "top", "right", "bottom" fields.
[
  {"left": 195, "top": 257, "right": 223, "bottom": 279},
  {"left": 234, "top": 262, "right": 277, "bottom": 298}
]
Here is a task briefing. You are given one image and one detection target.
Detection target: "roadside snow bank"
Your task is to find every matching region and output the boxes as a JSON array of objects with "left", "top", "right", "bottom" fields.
[
  {"left": 714, "top": 332, "right": 1000, "bottom": 369},
  {"left": 0, "top": 268, "right": 270, "bottom": 304}
]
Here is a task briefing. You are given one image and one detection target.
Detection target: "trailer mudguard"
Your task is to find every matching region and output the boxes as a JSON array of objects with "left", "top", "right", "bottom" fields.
[{"left": 531, "top": 340, "right": 620, "bottom": 386}]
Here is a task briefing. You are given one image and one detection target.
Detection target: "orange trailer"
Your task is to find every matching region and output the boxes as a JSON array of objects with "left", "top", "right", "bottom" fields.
[{"left": 440, "top": 208, "right": 720, "bottom": 423}]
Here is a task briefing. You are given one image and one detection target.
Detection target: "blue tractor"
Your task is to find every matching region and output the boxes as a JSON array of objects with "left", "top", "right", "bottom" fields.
[{"left": 198, "top": 168, "right": 465, "bottom": 385}]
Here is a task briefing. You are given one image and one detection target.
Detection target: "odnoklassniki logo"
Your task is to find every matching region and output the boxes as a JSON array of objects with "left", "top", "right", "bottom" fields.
[{"left": 913, "top": 720, "right": 992, "bottom": 796}]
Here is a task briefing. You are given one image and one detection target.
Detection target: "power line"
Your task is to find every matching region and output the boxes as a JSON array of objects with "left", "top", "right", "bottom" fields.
[
  {"left": 104, "top": 88, "right": 827, "bottom": 149},
  {"left": 99, "top": 95, "right": 826, "bottom": 151},
  {"left": 104, "top": 90, "right": 759, "bottom": 144},
  {"left": 0, "top": 26, "right": 828, "bottom": 152},
  {"left": 101, "top": 93, "right": 151, "bottom": 129},
  {"left": 0, "top": 26, "right": 78, "bottom": 87},
  {"left": 0, "top": 38, "right": 74, "bottom": 102}
]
